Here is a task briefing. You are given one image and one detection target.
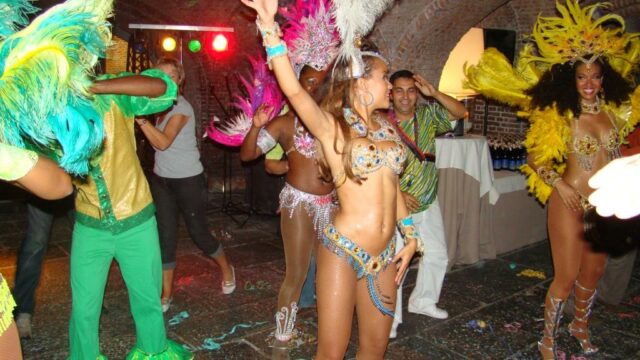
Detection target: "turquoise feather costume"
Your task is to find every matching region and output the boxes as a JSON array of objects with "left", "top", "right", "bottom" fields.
[{"left": 0, "top": 0, "right": 113, "bottom": 175}]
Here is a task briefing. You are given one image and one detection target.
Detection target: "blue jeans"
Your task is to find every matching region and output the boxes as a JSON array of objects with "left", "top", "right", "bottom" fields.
[
  {"left": 298, "top": 256, "right": 316, "bottom": 308},
  {"left": 13, "top": 194, "right": 74, "bottom": 315}
]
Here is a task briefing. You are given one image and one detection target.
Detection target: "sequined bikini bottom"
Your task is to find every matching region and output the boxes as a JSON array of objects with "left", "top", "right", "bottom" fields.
[
  {"left": 321, "top": 224, "right": 396, "bottom": 317},
  {"left": 279, "top": 183, "right": 336, "bottom": 238}
]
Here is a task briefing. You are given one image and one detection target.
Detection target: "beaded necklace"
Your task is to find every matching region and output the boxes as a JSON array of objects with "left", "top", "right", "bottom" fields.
[{"left": 580, "top": 96, "right": 601, "bottom": 115}]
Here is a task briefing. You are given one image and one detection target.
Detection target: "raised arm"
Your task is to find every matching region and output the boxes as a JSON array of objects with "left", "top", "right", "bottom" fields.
[
  {"left": 240, "top": 104, "right": 277, "bottom": 161},
  {"left": 414, "top": 75, "right": 466, "bottom": 120},
  {"left": 241, "top": 0, "right": 333, "bottom": 141},
  {"left": 136, "top": 114, "right": 188, "bottom": 151},
  {"left": 91, "top": 75, "right": 167, "bottom": 97}
]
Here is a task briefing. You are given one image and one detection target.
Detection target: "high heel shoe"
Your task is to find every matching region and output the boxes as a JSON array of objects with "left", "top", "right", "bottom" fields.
[
  {"left": 274, "top": 302, "right": 298, "bottom": 342},
  {"left": 568, "top": 281, "right": 599, "bottom": 355},
  {"left": 538, "top": 291, "right": 566, "bottom": 360}
]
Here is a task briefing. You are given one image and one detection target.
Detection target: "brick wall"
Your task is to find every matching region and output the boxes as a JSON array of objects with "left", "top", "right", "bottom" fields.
[{"left": 105, "top": 36, "right": 129, "bottom": 74}]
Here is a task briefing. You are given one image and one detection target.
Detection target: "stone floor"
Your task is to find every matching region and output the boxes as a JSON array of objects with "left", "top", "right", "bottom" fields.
[{"left": 1, "top": 194, "right": 640, "bottom": 359}]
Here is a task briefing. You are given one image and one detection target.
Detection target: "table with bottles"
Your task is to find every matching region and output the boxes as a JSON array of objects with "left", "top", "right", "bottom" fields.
[{"left": 435, "top": 134, "right": 547, "bottom": 268}]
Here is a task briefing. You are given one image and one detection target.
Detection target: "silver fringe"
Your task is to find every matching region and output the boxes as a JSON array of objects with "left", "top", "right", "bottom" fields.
[{"left": 279, "top": 183, "right": 337, "bottom": 238}]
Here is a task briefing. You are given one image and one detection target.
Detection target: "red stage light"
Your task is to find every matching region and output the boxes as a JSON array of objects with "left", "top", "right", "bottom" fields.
[{"left": 212, "top": 34, "right": 228, "bottom": 52}]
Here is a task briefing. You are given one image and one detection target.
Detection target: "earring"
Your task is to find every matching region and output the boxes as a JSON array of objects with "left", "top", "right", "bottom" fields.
[
  {"left": 358, "top": 90, "right": 374, "bottom": 107},
  {"left": 599, "top": 88, "right": 605, "bottom": 101}
]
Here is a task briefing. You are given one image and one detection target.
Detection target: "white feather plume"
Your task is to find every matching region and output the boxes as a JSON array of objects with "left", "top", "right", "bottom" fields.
[{"left": 330, "top": 0, "right": 394, "bottom": 67}]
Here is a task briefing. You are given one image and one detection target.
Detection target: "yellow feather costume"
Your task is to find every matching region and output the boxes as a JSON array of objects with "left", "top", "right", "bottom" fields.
[{"left": 464, "top": 0, "right": 640, "bottom": 204}]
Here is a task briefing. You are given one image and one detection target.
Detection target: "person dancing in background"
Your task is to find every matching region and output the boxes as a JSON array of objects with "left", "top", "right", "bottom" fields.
[
  {"left": 135, "top": 57, "right": 236, "bottom": 314},
  {"left": 465, "top": 1, "right": 640, "bottom": 358},
  {"left": 239, "top": 0, "right": 339, "bottom": 345},
  {"left": 242, "top": 0, "right": 420, "bottom": 358},
  {"left": 387, "top": 70, "right": 466, "bottom": 338}
]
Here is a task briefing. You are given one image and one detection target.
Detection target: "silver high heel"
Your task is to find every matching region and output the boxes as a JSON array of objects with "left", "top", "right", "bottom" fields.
[
  {"left": 274, "top": 302, "right": 298, "bottom": 342},
  {"left": 538, "top": 291, "right": 566, "bottom": 360},
  {"left": 568, "top": 281, "right": 599, "bottom": 355}
]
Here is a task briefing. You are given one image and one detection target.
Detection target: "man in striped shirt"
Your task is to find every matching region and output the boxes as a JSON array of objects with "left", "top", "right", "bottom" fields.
[{"left": 388, "top": 70, "right": 466, "bottom": 338}]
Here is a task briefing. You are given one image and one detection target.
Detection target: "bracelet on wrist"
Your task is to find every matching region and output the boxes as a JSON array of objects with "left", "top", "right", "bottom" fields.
[
  {"left": 397, "top": 216, "right": 425, "bottom": 254},
  {"left": 536, "top": 166, "right": 562, "bottom": 188},
  {"left": 256, "top": 18, "right": 281, "bottom": 42},
  {"left": 265, "top": 42, "right": 288, "bottom": 69}
]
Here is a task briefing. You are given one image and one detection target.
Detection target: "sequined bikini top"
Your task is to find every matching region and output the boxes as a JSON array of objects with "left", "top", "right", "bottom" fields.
[
  {"left": 570, "top": 128, "right": 620, "bottom": 156},
  {"left": 568, "top": 112, "right": 622, "bottom": 171},
  {"left": 288, "top": 116, "right": 317, "bottom": 159},
  {"left": 333, "top": 109, "right": 407, "bottom": 187}
]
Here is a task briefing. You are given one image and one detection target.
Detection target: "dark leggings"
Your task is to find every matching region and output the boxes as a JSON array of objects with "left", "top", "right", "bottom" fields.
[{"left": 150, "top": 173, "right": 222, "bottom": 268}]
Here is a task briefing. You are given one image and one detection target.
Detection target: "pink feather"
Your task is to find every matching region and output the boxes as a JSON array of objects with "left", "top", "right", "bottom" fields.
[{"left": 207, "top": 55, "right": 284, "bottom": 147}]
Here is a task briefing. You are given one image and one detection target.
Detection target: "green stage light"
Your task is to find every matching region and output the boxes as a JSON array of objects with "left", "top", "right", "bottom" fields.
[{"left": 188, "top": 39, "right": 201, "bottom": 53}]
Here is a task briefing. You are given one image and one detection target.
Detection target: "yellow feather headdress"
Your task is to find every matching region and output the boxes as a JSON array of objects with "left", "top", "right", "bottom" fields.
[{"left": 521, "top": 0, "right": 640, "bottom": 77}]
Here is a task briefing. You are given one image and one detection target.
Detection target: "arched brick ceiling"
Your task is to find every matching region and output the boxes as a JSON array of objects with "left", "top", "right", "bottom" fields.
[
  {"left": 371, "top": 0, "right": 556, "bottom": 85},
  {"left": 31, "top": 0, "right": 640, "bottom": 119},
  {"left": 34, "top": 1, "right": 640, "bottom": 71}
]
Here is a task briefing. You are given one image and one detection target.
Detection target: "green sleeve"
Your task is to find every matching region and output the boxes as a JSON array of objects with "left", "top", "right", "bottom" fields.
[
  {"left": 0, "top": 142, "right": 39, "bottom": 181},
  {"left": 431, "top": 104, "right": 454, "bottom": 134},
  {"left": 265, "top": 144, "right": 285, "bottom": 160},
  {"left": 93, "top": 69, "right": 178, "bottom": 117}
]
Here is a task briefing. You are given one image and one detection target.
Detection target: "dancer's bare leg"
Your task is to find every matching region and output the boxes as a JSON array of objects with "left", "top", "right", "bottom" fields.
[{"left": 315, "top": 244, "right": 357, "bottom": 360}]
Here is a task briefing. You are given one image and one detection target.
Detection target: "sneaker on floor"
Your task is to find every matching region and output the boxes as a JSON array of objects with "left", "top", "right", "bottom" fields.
[
  {"left": 15, "top": 313, "right": 32, "bottom": 339},
  {"left": 222, "top": 266, "right": 236, "bottom": 295},
  {"left": 161, "top": 297, "right": 172, "bottom": 313},
  {"left": 389, "top": 325, "right": 398, "bottom": 339},
  {"left": 410, "top": 305, "right": 448, "bottom": 319}
]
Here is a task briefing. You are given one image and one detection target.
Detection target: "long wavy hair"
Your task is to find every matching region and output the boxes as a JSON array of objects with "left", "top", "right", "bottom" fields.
[
  {"left": 526, "top": 57, "right": 633, "bottom": 117},
  {"left": 317, "top": 41, "right": 382, "bottom": 184}
]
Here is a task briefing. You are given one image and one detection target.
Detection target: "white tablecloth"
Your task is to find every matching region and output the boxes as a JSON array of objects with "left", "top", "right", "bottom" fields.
[
  {"left": 435, "top": 135, "right": 498, "bottom": 204},
  {"left": 435, "top": 135, "right": 497, "bottom": 267}
]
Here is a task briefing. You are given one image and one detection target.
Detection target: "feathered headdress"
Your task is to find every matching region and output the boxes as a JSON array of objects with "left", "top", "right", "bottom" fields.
[
  {"left": 0, "top": 0, "right": 38, "bottom": 40},
  {"left": 281, "top": 0, "right": 340, "bottom": 77},
  {"left": 0, "top": 0, "right": 112, "bottom": 175},
  {"left": 330, "top": 0, "right": 394, "bottom": 77},
  {"left": 521, "top": 0, "right": 640, "bottom": 78},
  {"left": 207, "top": 55, "right": 284, "bottom": 147},
  {"left": 464, "top": 0, "right": 640, "bottom": 205}
]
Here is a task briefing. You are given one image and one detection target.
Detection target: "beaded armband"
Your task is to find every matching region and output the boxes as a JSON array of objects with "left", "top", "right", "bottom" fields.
[
  {"left": 397, "top": 216, "right": 424, "bottom": 254},
  {"left": 265, "top": 42, "right": 288, "bottom": 68},
  {"left": 256, "top": 18, "right": 282, "bottom": 41},
  {"left": 536, "top": 166, "right": 562, "bottom": 188},
  {"left": 257, "top": 128, "right": 277, "bottom": 154},
  {"left": 256, "top": 18, "right": 288, "bottom": 69}
]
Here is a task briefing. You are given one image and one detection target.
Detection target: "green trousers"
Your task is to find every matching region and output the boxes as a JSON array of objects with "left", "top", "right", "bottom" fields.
[{"left": 69, "top": 216, "right": 166, "bottom": 359}]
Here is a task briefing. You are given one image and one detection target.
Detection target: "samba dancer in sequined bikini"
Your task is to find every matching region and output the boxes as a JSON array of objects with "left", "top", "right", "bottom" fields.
[
  {"left": 242, "top": 0, "right": 421, "bottom": 358},
  {"left": 239, "top": 0, "right": 339, "bottom": 345},
  {"left": 465, "top": 1, "right": 640, "bottom": 358}
]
